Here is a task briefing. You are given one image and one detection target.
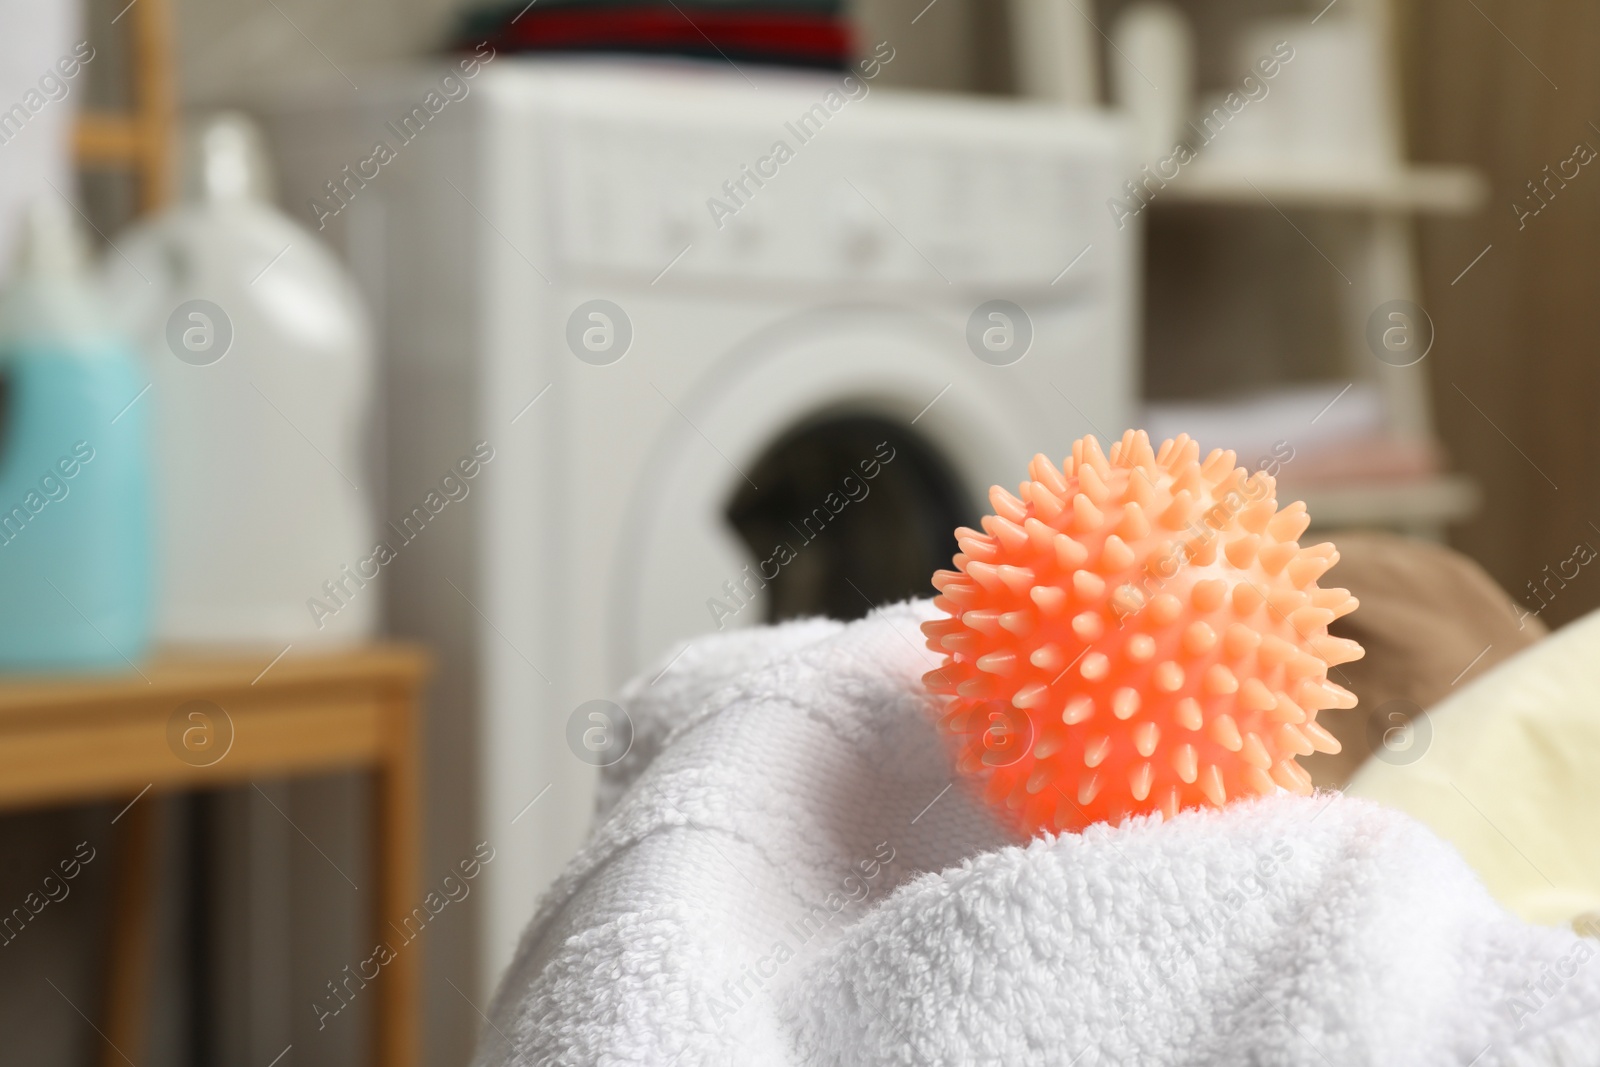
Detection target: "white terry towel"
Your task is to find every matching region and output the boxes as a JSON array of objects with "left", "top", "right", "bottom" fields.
[{"left": 478, "top": 601, "right": 1600, "bottom": 1066}]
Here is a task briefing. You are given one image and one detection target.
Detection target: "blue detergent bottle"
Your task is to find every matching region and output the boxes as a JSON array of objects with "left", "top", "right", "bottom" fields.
[{"left": 0, "top": 199, "right": 153, "bottom": 671}]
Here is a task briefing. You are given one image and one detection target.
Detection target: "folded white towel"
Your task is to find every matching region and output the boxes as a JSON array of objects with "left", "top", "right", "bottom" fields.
[{"left": 479, "top": 601, "right": 1600, "bottom": 1066}]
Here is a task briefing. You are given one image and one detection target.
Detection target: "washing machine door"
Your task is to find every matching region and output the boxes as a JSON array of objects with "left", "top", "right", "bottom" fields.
[{"left": 610, "top": 305, "right": 1070, "bottom": 683}]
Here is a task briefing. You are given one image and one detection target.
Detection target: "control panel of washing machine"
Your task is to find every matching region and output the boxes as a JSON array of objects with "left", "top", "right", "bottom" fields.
[{"left": 549, "top": 101, "right": 1121, "bottom": 289}]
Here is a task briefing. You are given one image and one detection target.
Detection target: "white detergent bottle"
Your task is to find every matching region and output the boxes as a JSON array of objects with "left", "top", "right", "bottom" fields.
[{"left": 105, "top": 112, "right": 376, "bottom": 647}]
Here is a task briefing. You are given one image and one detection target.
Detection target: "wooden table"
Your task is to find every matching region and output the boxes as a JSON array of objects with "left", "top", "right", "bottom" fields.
[{"left": 0, "top": 644, "right": 431, "bottom": 1067}]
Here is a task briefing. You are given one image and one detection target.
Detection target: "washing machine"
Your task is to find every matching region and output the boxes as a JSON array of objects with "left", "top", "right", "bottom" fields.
[{"left": 262, "top": 58, "right": 1136, "bottom": 994}]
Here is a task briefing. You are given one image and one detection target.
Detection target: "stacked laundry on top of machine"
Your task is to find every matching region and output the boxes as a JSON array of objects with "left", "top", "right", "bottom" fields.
[{"left": 454, "top": 0, "right": 852, "bottom": 70}]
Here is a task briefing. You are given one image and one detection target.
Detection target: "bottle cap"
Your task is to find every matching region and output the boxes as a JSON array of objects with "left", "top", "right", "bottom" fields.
[
  {"left": 0, "top": 196, "right": 114, "bottom": 349},
  {"left": 185, "top": 111, "right": 276, "bottom": 203},
  {"left": 12, "top": 195, "right": 87, "bottom": 280}
]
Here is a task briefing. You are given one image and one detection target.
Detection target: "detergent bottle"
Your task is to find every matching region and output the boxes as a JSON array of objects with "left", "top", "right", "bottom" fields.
[
  {"left": 0, "top": 198, "right": 153, "bottom": 670},
  {"left": 105, "top": 113, "right": 376, "bottom": 647}
]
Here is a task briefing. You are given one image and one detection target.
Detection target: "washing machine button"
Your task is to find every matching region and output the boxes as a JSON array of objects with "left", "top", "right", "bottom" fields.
[
  {"left": 731, "top": 216, "right": 763, "bottom": 257},
  {"left": 833, "top": 191, "right": 885, "bottom": 269},
  {"left": 841, "top": 223, "right": 884, "bottom": 267},
  {"left": 662, "top": 206, "right": 696, "bottom": 256}
]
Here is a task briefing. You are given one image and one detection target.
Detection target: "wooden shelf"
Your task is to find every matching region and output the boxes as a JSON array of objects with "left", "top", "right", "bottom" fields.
[
  {"left": 0, "top": 642, "right": 431, "bottom": 1067},
  {"left": 1291, "top": 473, "right": 1482, "bottom": 531},
  {"left": 71, "top": 0, "right": 173, "bottom": 210},
  {"left": 74, "top": 113, "right": 145, "bottom": 165},
  {"left": 0, "top": 644, "right": 429, "bottom": 721},
  {"left": 1157, "top": 161, "right": 1488, "bottom": 214}
]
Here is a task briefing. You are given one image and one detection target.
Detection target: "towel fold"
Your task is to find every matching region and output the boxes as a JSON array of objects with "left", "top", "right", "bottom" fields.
[{"left": 479, "top": 601, "right": 1600, "bottom": 1066}]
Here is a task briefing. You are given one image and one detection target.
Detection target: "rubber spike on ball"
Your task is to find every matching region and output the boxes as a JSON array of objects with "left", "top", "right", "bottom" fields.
[{"left": 921, "top": 431, "right": 1364, "bottom": 835}]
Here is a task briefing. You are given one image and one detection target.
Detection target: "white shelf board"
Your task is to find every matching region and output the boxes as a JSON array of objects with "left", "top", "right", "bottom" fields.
[
  {"left": 1157, "top": 162, "right": 1487, "bottom": 214},
  {"left": 1289, "top": 473, "right": 1482, "bottom": 531}
]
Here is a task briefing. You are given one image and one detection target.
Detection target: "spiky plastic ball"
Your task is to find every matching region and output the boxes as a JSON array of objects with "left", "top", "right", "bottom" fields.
[{"left": 922, "top": 430, "right": 1364, "bottom": 834}]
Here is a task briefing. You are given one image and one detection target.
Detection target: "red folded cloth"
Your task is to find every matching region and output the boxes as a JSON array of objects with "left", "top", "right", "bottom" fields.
[{"left": 462, "top": 2, "right": 852, "bottom": 69}]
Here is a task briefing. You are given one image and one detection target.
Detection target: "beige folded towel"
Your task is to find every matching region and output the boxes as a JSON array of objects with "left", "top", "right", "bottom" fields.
[{"left": 1304, "top": 531, "right": 1546, "bottom": 788}]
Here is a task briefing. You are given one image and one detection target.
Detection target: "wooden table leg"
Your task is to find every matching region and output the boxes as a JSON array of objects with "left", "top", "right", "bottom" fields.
[
  {"left": 374, "top": 693, "right": 422, "bottom": 1067},
  {"left": 103, "top": 796, "right": 157, "bottom": 1067}
]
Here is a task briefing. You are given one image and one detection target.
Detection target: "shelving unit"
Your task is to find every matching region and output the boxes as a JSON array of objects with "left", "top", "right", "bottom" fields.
[
  {"left": 1131, "top": 0, "right": 1488, "bottom": 539},
  {"left": 1166, "top": 161, "right": 1486, "bottom": 214},
  {"left": 1154, "top": 154, "right": 1487, "bottom": 537},
  {"left": 74, "top": 0, "right": 174, "bottom": 211},
  {"left": 1299, "top": 473, "right": 1482, "bottom": 534}
]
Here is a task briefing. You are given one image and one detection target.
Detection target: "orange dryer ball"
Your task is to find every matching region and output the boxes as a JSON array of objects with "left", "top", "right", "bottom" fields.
[{"left": 921, "top": 430, "right": 1364, "bottom": 835}]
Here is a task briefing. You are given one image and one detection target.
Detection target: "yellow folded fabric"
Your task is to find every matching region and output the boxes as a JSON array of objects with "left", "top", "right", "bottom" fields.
[{"left": 1347, "top": 605, "right": 1600, "bottom": 927}]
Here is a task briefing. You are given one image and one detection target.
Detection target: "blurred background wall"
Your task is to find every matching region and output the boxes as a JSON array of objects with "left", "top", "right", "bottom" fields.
[{"left": 1401, "top": 0, "right": 1600, "bottom": 629}]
